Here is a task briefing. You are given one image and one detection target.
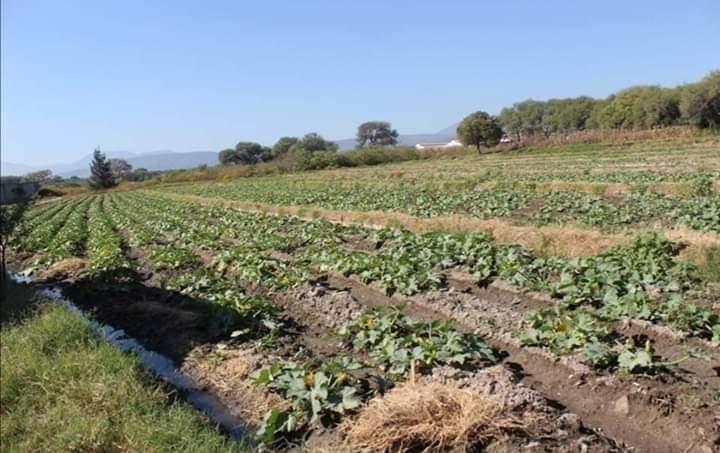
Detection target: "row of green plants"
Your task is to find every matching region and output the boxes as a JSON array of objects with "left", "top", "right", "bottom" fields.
[
  {"left": 114, "top": 192, "right": 720, "bottom": 342},
  {"left": 102, "top": 193, "right": 286, "bottom": 341},
  {"left": 99, "top": 194, "right": 506, "bottom": 444},
  {"left": 490, "top": 170, "right": 719, "bottom": 185},
  {"left": 32, "top": 192, "right": 718, "bottom": 344},
  {"left": 160, "top": 175, "right": 719, "bottom": 231},
  {"left": 85, "top": 196, "right": 133, "bottom": 273},
  {"left": 36, "top": 196, "right": 92, "bottom": 265},
  {"left": 109, "top": 192, "right": 720, "bottom": 346},
  {"left": 20, "top": 196, "right": 75, "bottom": 224},
  {"left": 15, "top": 195, "right": 89, "bottom": 254},
  {"left": 21, "top": 194, "right": 719, "bottom": 359},
  {"left": 519, "top": 306, "right": 716, "bottom": 373},
  {"left": 536, "top": 187, "right": 719, "bottom": 232}
]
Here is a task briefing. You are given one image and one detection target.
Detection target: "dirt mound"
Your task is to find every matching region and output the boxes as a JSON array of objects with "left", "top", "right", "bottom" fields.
[
  {"left": 182, "top": 344, "right": 287, "bottom": 425},
  {"left": 38, "top": 258, "right": 87, "bottom": 281},
  {"left": 421, "top": 365, "right": 549, "bottom": 414},
  {"left": 282, "top": 283, "right": 364, "bottom": 330},
  {"left": 418, "top": 365, "right": 628, "bottom": 452}
]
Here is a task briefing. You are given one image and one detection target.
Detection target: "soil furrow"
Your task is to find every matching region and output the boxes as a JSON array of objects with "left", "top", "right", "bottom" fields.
[{"left": 323, "top": 273, "right": 720, "bottom": 453}]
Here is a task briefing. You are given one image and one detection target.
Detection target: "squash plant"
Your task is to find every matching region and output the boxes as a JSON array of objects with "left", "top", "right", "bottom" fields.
[
  {"left": 254, "top": 357, "right": 364, "bottom": 443},
  {"left": 339, "top": 305, "right": 496, "bottom": 375}
]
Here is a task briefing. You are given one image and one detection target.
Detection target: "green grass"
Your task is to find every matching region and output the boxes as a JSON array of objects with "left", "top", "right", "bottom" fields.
[
  {"left": 698, "top": 245, "right": 720, "bottom": 282},
  {"left": 0, "top": 301, "right": 244, "bottom": 452}
]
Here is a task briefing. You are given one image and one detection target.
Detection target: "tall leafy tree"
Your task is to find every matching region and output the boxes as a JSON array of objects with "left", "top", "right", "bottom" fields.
[
  {"left": 218, "top": 148, "right": 236, "bottom": 165},
  {"left": 88, "top": 148, "right": 116, "bottom": 190},
  {"left": 356, "top": 121, "right": 399, "bottom": 147},
  {"left": 680, "top": 70, "right": 720, "bottom": 129},
  {"left": 271, "top": 137, "right": 299, "bottom": 158},
  {"left": 498, "top": 107, "right": 523, "bottom": 141},
  {"left": 109, "top": 159, "right": 133, "bottom": 179},
  {"left": 218, "top": 142, "right": 270, "bottom": 165},
  {"left": 299, "top": 133, "right": 338, "bottom": 152},
  {"left": 457, "top": 111, "right": 503, "bottom": 151}
]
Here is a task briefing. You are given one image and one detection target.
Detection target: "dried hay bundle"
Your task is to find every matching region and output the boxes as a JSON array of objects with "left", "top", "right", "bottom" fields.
[{"left": 342, "top": 381, "right": 525, "bottom": 452}]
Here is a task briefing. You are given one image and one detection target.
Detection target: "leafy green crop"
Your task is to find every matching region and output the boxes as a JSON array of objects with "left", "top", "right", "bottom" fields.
[
  {"left": 253, "top": 357, "right": 364, "bottom": 443},
  {"left": 339, "top": 305, "right": 495, "bottom": 374},
  {"left": 518, "top": 307, "right": 610, "bottom": 353},
  {"left": 158, "top": 169, "right": 719, "bottom": 232}
]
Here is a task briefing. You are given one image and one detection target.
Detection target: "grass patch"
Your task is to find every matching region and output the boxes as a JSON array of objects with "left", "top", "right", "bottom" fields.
[
  {"left": 697, "top": 245, "right": 720, "bottom": 282},
  {"left": 0, "top": 302, "right": 245, "bottom": 452}
]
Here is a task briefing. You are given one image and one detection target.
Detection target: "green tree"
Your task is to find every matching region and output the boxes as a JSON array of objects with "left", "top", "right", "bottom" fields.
[
  {"left": 680, "top": 70, "right": 720, "bottom": 128},
  {"left": 457, "top": 111, "right": 503, "bottom": 151},
  {"left": 553, "top": 97, "right": 597, "bottom": 132},
  {"left": 271, "top": 137, "right": 299, "bottom": 158},
  {"left": 356, "top": 121, "right": 399, "bottom": 147},
  {"left": 218, "top": 148, "right": 236, "bottom": 165},
  {"left": 299, "top": 133, "right": 338, "bottom": 152},
  {"left": 515, "top": 100, "right": 545, "bottom": 136},
  {"left": 498, "top": 106, "right": 523, "bottom": 140},
  {"left": 636, "top": 87, "right": 680, "bottom": 128},
  {"left": 126, "top": 167, "right": 153, "bottom": 182},
  {"left": 587, "top": 98, "right": 611, "bottom": 129},
  {"left": 218, "top": 142, "right": 270, "bottom": 165},
  {"left": 88, "top": 148, "right": 116, "bottom": 190}
]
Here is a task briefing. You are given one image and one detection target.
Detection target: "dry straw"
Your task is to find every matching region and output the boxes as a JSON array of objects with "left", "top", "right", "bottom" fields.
[{"left": 341, "top": 381, "right": 526, "bottom": 452}]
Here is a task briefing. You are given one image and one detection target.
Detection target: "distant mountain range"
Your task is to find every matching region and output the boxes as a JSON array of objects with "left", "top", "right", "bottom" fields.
[
  {"left": 334, "top": 123, "right": 458, "bottom": 150},
  {"left": 2, "top": 150, "right": 219, "bottom": 177},
  {"left": 2, "top": 123, "right": 460, "bottom": 177}
]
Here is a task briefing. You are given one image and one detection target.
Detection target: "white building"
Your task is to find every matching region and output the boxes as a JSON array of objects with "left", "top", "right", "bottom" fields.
[{"left": 414, "top": 139, "right": 463, "bottom": 150}]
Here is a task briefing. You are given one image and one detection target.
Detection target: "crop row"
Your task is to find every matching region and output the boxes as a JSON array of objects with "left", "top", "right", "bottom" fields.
[
  {"left": 138, "top": 192, "right": 720, "bottom": 338},
  {"left": 39, "top": 196, "right": 92, "bottom": 264},
  {"left": 102, "top": 192, "right": 290, "bottom": 338},
  {"left": 536, "top": 188, "right": 720, "bottom": 231},
  {"left": 23, "top": 192, "right": 719, "bottom": 345},
  {"left": 487, "top": 170, "right": 719, "bottom": 185},
  {"left": 85, "top": 196, "right": 133, "bottom": 274},
  {"left": 99, "top": 192, "right": 720, "bottom": 346},
  {"left": 159, "top": 177, "right": 720, "bottom": 232},
  {"left": 103, "top": 192, "right": 720, "bottom": 441},
  {"left": 16, "top": 196, "right": 92, "bottom": 265},
  {"left": 16, "top": 196, "right": 89, "bottom": 254},
  {"left": 98, "top": 193, "right": 502, "bottom": 442}
]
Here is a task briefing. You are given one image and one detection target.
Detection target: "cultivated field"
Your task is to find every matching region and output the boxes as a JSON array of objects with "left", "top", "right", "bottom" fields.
[{"left": 6, "top": 138, "right": 720, "bottom": 452}]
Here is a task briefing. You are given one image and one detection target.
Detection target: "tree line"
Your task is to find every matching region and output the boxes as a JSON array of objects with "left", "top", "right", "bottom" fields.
[
  {"left": 217, "top": 122, "right": 399, "bottom": 167},
  {"left": 217, "top": 69, "right": 719, "bottom": 159},
  {"left": 497, "top": 70, "right": 720, "bottom": 140}
]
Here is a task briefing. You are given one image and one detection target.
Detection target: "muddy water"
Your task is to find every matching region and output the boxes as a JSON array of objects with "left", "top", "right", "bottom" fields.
[{"left": 10, "top": 273, "right": 255, "bottom": 446}]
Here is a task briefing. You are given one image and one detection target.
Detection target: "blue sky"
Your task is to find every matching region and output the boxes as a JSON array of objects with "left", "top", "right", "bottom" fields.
[{"left": 2, "top": 0, "right": 719, "bottom": 166}]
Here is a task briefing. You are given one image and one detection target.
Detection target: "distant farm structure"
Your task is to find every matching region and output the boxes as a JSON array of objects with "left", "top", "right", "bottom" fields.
[{"left": 414, "top": 139, "right": 463, "bottom": 150}]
